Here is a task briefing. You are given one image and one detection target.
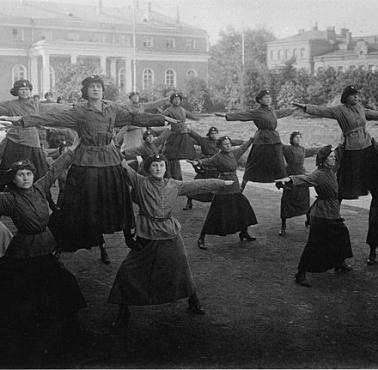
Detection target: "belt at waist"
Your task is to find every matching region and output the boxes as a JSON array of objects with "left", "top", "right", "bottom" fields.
[
  {"left": 80, "top": 142, "right": 113, "bottom": 151},
  {"left": 17, "top": 228, "right": 47, "bottom": 236},
  {"left": 315, "top": 196, "right": 338, "bottom": 201},
  {"left": 219, "top": 171, "right": 235, "bottom": 176},
  {"left": 139, "top": 213, "right": 172, "bottom": 221}
]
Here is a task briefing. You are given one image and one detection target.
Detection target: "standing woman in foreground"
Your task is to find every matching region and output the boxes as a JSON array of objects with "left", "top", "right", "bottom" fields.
[
  {"left": 15, "top": 75, "right": 174, "bottom": 262},
  {"left": 275, "top": 146, "right": 353, "bottom": 288},
  {"left": 0, "top": 136, "right": 86, "bottom": 354},
  {"left": 190, "top": 136, "right": 257, "bottom": 250},
  {"left": 109, "top": 154, "right": 234, "bottom": 325},
  {"left": 294, "top": 85, "right": 378, "bottom": 201},
  {"left": 219, "top": 90, "right": 295, "bottom": 189}
]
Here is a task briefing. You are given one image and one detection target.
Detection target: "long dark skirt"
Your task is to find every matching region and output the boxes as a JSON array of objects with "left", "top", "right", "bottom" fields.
[
  {"left": 0, "top": 140, "right": 48, "bottom": 188},
  {"left": 298, "top": 217, "right": 353, "bottom": 273},
  {"left": 280, "top": 187, "right": 310, "bottom": 219},
  {"left": 166, "top": 159, "right": 182, "bottom": 180},
  {"left": 0, "top": 254, "right": 86, "bottom": 331},
  {"left": 190, "top": 168, "right": 219, "bottom": 203},
  {"left": 108, "top": 235, "right": 196, "bottom": 306},
  {"left": 57, "top": 164, "right": 134, "bottom": 251},
  {"left": 201, "top": 193, "right": 257, "bottom": 236},
  {"left": 163, "top": 133, "right": 197, "bottom": 160},
  {"left": 367, "top": 203, "right": 378, "bottom": 247},
  {"left": 337, "top": 145, "right": 373, "bottom": 199}
]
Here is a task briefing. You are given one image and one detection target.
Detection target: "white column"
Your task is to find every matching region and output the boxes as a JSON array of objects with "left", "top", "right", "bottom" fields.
[
  {"left": 110, "top": 58, "right": 117, "bottom": 81},
  {"left": 100, "top": 55, "right": 107, "bottom": 75},
  {"left": 41, "top": 52, "right": 50, "bottom": 94},
  {"left": 125, "top": 58, "right": 132, "bottom": 93},
  {"left": 70, "top": 54, "right": 78, "bottom": 64},
  {"left": 30, "top": 55, "right": 39, "bottom": 94}
]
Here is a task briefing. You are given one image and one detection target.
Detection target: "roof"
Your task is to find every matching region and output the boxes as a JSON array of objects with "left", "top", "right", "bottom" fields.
[
  {"left": 269, "top": 29, "right": 327, "bottom": 44},
  {"left": 0, "top": 0, "right": 207, "bottom": 36}
]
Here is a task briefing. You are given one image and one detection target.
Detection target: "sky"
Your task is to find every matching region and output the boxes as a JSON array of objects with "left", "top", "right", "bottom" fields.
[{"left": 28, "top": 0, "right": 378, "bottom": 44}]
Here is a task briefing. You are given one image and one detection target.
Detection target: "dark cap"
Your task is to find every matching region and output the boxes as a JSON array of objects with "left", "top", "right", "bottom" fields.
[
  {"left": 10, "top": 79, "right": 33, "bottom": 96},
  {"left": 206, "top": 126, "right": 219, "bottom": 136},
  {"left": 170, "top": 93, "right": 183, "bottom": 103},
  {"left": 129, "top": 91, "right": 140, "bottom": 99},
  {"left": 143, "top": 153, "right": 168, "bottom": 173},
  {"left": 143, "top": 130, "right": 154, "bottom": 141},
  {"left": 255, "top": 89, "right": 270, "bottom": 103},
  {"left": 316, "top": 145, "right": 332, "bottom": 167},
  {"left": 341, "top": 85, "right": 358, "bottom": 104},
  {"left": 5, "top": 159, "right": 36, "bottom": 185}
]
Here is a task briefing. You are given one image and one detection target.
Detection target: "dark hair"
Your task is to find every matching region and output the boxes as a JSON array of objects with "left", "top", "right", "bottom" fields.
[
  {"left": 80, "top": 75, "right": 105, "bottom": 100},
  {"left": 206, "top": 126, "right": 218, "bottom": 137},
  {"left": 341, "top": 85, "right": 358, "bottom": 104},
  {"left": 216, "top": 135, "right": 231, "bottom": 149},
  {"left": 5, "top": 159, "right": 36, "bottom": 187},
  {"left": 143, "top": 154, "right": 168, "bottom": 173},
  {"left": 255, "top": 89, "right": 270, "bottom": 104},
  {"left": 33, "top": 94, "right": 40, "bottom": 99},
  {"left": 170, "top": 93, "right": 183, "bottom": 103},
  {"left": 44, "top": 92, "right": 53, "bottom": 99},
  {"left": 290, "top": 131, "right": 302, "bottom": 145},
  {"left": 10, "top": 79, "right": 33, "bottom": 96},
  {"left": 129, "top": 92, "right": 139, "bottom": 99},
  {"left": 56, "top": 96, "right": 64, "bottom": 103},
  {"left": 316, "top": 145, "right": 332, "bottom": 167}
]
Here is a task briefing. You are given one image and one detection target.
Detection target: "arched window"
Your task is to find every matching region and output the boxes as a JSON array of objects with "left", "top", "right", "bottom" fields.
[
  {"left": 270, "top": 50, "right": 274, "bottom": 60},
  {"left": 49, "top": 66, "right": 55, "bottom": 89},
  {"left": 118, "top": 67, "right": 126, "bottom": 91},
  {"left": 186, "top": 69, "right": 197, "bottom": 78},
  {"left": 300, "top": 48, "right": 305, "bottom": 58},
  {"left": 12, "top": 64, "right": 27, "bottom": 84},
  {"left": 142, "top": 68, "right": 154, "bottom": 89},
  {"left": 165, "top": 69, "right": 176, "bottom": 87},
  {"left": 277, "top": 50, "right": 281, "bottom": 60}
]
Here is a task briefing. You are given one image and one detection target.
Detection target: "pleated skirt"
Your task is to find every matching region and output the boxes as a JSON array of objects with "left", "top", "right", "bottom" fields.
[
  {"left": 57, "top": 164, "right": 134, "bottom": 251},
  {"left": 108, "top": 235, "right": 196, "bottom": 306},
  {"left": 201, "top": 192, "right": 258, "bottom": 236},
  {"left": 243, "top": 143, "right": 286, "bottom": 183},
  {"left": 298, "top": 217, "right": 353, "bottom": 273}
]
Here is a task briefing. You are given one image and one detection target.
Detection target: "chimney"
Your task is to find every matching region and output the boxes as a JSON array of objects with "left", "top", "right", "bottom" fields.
[
  {"left": 346, "top": 31, "right": 352, "bottom": 48},
  {"left": 326, "top": 26, "right": 336, "bottom": 42},
  {"left": 340, "top": 28, "right": 348, "bottom": 38},
  {"left": 96, "top": 0, "right": 103, "bottom": 14}
]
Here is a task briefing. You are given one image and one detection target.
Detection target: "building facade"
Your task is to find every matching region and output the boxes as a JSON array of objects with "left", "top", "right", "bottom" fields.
[
  {"left": 267, "top": 25, "right": 378, "bottom": 74},
  {"left": 0, "top": 0, "right": 209, "bottom": 100}
]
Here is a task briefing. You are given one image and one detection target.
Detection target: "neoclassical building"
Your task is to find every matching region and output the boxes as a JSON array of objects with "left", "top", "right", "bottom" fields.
[
  {"left": 267, "top": 25, "right": 378, "bottom": 74},
  {"left": 0, "top": 0, "right": 209, "bottom": 99}
]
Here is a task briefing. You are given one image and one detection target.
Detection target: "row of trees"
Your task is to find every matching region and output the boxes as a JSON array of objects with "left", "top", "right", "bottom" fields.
[{"left": 53, "top": 26, "right": 378, "bottom": 112}]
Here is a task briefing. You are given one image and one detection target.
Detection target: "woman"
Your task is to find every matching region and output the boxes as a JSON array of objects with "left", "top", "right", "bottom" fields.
[
  {"left": 162, "top": 93, "right": 200, "bottom": 180},
  {"left": 15, "top": 75, "right": 175, "bottom": 263},
  {"left": 293, "top": 85, "right": 378, "bottom": 200},
  {"left": 279, "top": 131, "right": 320, "bottom": 236},
  {"left": 191, "top": 136, "right": 257, "bottom": 250},
  {"left": 184, "top": 126, "right": 244, "bottom": 210},
  {"left": 122, "top": 128, "right": 171, "bottom": 175},
  {"left": 275, "top": 146, "right": 353, "bottom": 287},
  {"left": 108, "top": 154, "right": 233, "bottom": 325},
  {"left": 220, "top": 89, "right": 294, "bottom": 188},
  {"left": 0, "top": 136, "right": 86, "bottom": 353}
]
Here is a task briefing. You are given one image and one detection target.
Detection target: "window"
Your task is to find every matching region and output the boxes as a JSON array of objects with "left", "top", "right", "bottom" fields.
[
  {"left": 277, "top": 49, "right": 281, "bottom": 60},
  {"left": 143, "top": 37, "right": 153, "bottom": 48},
  {"left": 166, "top": 38, "right": 176, "bottom": 49},
  {"left": 165, "top": 69, "right": 176, "bottom": 87},
  {"left": 67, "top": 32, "right": 79, "bottom": 41},
  {"left": 12, "top": 64, "right": 27, "bottom": 84},
  {"left": 120, "top": 35, "right": 131, "bottom": 46},
  {"left": 270, "top": 50, "right": 274, "bottom": 60},
  {"left": 12, "top": 28, "right": 24, "bottom": 42},
  {"left": 317, "top": 67, "right": 324, "bottom": 74},
  {"left": 186, "top": 69, "right": 197, "bottom": 78},
  {"left": 300, "top": 48, "right": 305, "bottom": 58},
  {"left": 285, "top": 49, "right": 289, "bottom": 60},
  {"left": 49, "top": 66, "right": 56, "bottom": 89},
  {"left": 142, "top": 69, "right": 154, "bottom": 89},
  {"left": 185, "top": 39, "right": 196, "bottom": 49},
  {"left": 293, "top": 49, "right": 297, "bottom": 58},
  {"left": 118, "top": 68, "right": 126, "bottom": 91}
]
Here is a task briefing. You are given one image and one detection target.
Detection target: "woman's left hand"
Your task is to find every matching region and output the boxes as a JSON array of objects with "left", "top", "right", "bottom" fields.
[
  {"left": 224, "top": 180, "right": 234, "bottom": 186},
  {"left": 68, "top": 134, "right": 81, "bottom": 152}
]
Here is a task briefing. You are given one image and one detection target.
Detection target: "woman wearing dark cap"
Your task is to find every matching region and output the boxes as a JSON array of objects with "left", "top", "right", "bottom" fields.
[
  {"left": 109, "top": 154, "right": 234, "bottom": 326},
  {"left": 0, "top": 136, "right": 86, "bottom": 354},
  {"left": 190, "top": 136, "right": 257, "bottom": 250},
  {"left": 218, "top": 90, "right": 294, "bottom": 189},
  {"left": 278, "top": 131, "right": 320, "bottom": 236},
  {"left": 275, "top": 146, "right": 353, "bottom": 287},
  {"left": 122, "top": 127, "right": 171, "bottom": 175},
  {"left": 294, "top": 85, "right": 378, "bottom": 201},
  {"left": 183, "top": 126, "right": 244, "bottom": 210},
  {"left": 162, "top": 93, "right": 200, "bottom": 180},
  {"left": 13, "top": 75, "right": 176, "bottom": 263}
]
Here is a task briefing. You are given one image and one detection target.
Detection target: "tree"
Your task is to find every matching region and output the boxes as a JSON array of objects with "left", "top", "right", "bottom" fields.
[{"left": 183, "top": 77, "right": 212, "bottom": 112}]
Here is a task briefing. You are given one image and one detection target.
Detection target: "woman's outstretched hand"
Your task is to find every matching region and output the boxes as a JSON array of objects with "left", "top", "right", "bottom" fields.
[
  {"left": 164, "top": 116, "right": 179, "bottom": 125},
  {"left": 274, "top": 177, "right": 291, "bottom": 189},
  {"left": 292, "top": 102, "right": 306, "bottom": 110},
  {"left": 68, "top": 134, "right": 81, "bottom": 152},
  {"left": 214, "top": 113, "right": 226, "bottom": 118},
  {"left": 224, "top": 180, "right": 234, "bottom": 186}
]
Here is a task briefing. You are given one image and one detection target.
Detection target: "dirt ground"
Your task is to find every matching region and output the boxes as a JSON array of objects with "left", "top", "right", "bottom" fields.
[{"left": 2, "top": 169, "right": 378, "bottom": 369}]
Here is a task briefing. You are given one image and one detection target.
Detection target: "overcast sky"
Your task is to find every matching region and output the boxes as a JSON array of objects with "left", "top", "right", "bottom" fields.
[{"left": 30, "top": 0, "right": 378, "bottom": 43}]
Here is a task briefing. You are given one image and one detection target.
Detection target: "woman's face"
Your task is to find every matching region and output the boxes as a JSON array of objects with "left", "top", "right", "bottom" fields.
[
  {"left": 149, "top": 161, "right": 166, "bottom": 179},
  {"left": 259, "top": 94, "right": 272, "bottom": 107},
  {"left": 292, "top": 134, "right": 302, "bottom": 145},
  {"left": 220, "top": 138, "right": 232, "bottom": 153},
  {"left": 145, "top": 134, "right": 154, "bottom": 144},
  {"left": 324, "top": 151, "right": 336, "bottom": 168},
  {"left": 345, "top": 94, "right": 358, "bottom": 105},
  {"left": 18, "top": 87, "right": 31, "bottom": 100},
  {"left": 172, "top": 97, "right": 182, "bottom": 106},
  {"left": 209, "top": 132, "right": 218, "bottom": 141},
  {"left": 13, "top": 169, "right": 34, "bottom": 189},
  {"left": 87, "top": 82, "right": 103, "bottom": 100}
]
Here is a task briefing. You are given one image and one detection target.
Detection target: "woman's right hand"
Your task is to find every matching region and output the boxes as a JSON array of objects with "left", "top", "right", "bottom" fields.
[
  {"left": 292, "top": 102, "right": 306, "bottom": 110},
  {"left": 224, "top": 180, "right": 234, "bottom": 186},
  {"left": 68, "top": 134, "right": 81, "bottom": 152},
  {"left": 187, "top": 159, "right": 199, "bottom": 166},
  {"left": 214, "top": 113, "right": 226, "bottom": 118}
]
